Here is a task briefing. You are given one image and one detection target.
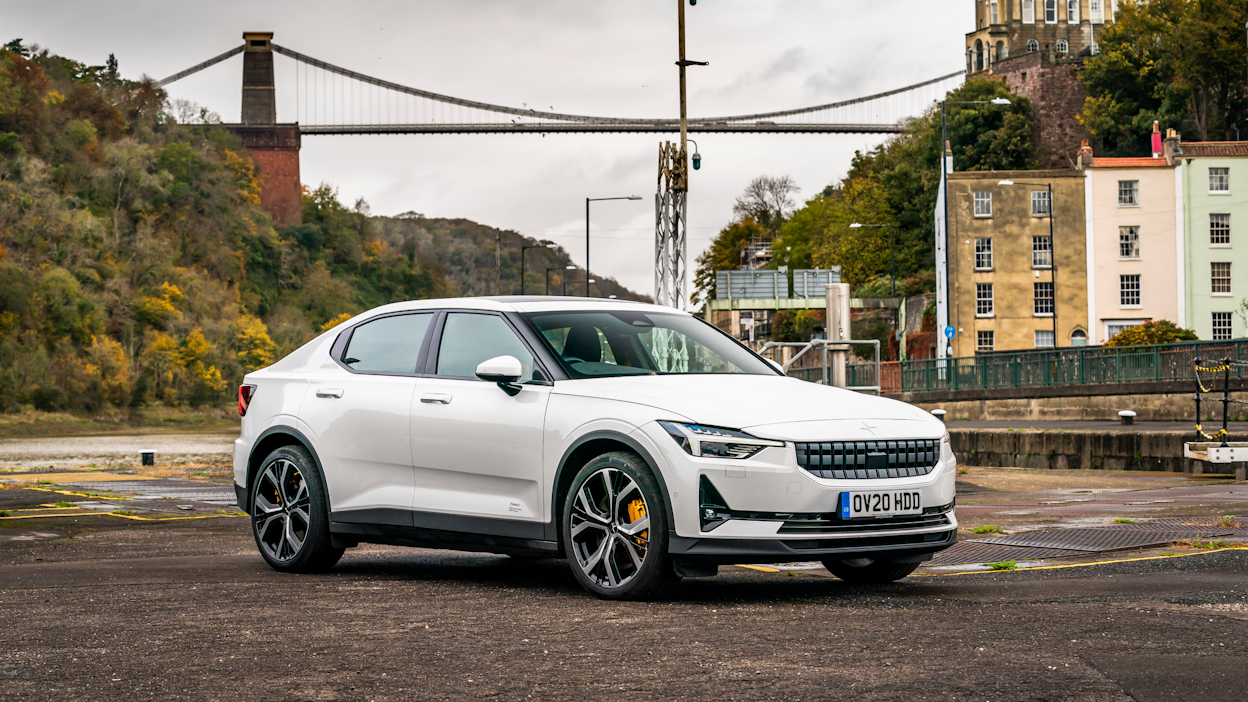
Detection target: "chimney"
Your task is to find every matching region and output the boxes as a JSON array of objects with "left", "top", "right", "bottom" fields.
[
  {"left": 1077, "top": 140, "right": 1095, "bottom": 169},
  {"left": 1163, "top": 128, "right": 1182, "bottom": 166},
  {"left": 1151, "top": 121, "right": 1163, "bottom": 158}
]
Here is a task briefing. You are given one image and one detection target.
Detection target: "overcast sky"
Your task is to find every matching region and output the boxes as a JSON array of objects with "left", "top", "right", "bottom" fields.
[{"left": 7, "top": 1, "right": 966, "bottom": 297}]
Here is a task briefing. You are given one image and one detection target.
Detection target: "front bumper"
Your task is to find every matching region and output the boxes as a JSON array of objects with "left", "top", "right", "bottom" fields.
[{"left": 637, "top": 421, "right": 959, "bottom": 557}]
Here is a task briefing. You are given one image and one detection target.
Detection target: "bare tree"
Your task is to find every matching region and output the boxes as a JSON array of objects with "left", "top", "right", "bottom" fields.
[{"left": 732, "top": 175, "right": 800, "bottom": 233}]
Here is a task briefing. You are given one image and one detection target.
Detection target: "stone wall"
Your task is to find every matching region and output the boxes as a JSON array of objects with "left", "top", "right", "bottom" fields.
[
  {"left": 991, "top": 51, "right": 1090, "bottom": 167},
  {"left": 229, "top": 125, "right": 302, "bottom": 227}
]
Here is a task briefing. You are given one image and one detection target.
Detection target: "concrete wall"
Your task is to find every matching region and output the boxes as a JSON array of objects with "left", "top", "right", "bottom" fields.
[
  {"left": 1087, "top": 165, "right": 1180, "bottom": 343},
  {"left": 991, "top": 52, "right": 1091, "bottom": 167},
  {"left": 948, "top": 169, "right": 1088, "bottom": 356},
  {"left": 914, "top": 392, "right": 1211, "bottom": 422}
]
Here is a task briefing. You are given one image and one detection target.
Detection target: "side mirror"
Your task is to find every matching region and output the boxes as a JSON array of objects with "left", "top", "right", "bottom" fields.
[{"left": 476, "top": 355, "right": 524, "bottom": 395}]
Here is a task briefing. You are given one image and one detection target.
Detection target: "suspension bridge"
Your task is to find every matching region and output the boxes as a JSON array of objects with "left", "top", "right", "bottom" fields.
[{"left": 156, "top": 32, "right": 963, "bottom": 306}]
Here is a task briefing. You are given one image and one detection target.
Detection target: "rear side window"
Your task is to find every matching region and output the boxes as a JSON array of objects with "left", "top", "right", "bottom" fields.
[
  {"left": 342, "top": 313, "right": 433, "bottom": 373},
  {"left": 436, "top": 313, "right": 535, "bottom": 381}
]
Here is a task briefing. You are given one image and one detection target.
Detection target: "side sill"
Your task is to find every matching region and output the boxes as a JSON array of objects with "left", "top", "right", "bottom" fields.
[{"left": 330, "top": 521, "right": 560, "bottom": 556}]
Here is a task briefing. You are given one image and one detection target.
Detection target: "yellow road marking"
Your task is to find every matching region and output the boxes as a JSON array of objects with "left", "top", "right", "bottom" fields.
[
  {"left": 0, "top": 511, "right": 245, "bottom": 522},
  {"left": 913, "top": 548, "right": 1248, "bottom": 576},
  {"left": 736, "top": 564, "right": 782, "bottom": 573},
  {"left": 16, "top": 487, "right": 134, "bottom": 500},
  {"left": 4, "top": 472, "right": 159, "bottom": 482}
]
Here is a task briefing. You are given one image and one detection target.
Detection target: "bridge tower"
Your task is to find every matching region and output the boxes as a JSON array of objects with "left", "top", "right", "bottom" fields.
[{"left": 229, "top": 32, "right": 302, "bottom": 226}]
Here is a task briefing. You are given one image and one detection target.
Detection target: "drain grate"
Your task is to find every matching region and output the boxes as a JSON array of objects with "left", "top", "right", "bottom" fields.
[
  {"left": 974, "top": 527, "right": 1232, "bottom": 553},
  {"left": 928, "top": 542, "right": 1084, "bottom": 566}
]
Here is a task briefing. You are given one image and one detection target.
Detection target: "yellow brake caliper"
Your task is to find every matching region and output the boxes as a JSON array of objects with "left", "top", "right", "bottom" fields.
[{"left": 627, "top": 499, "right": 648, "bottom": 551}]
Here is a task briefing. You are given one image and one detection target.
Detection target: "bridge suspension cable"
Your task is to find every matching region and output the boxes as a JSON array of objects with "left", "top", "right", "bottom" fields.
[{"left": 156, "top": 43, "right": 964, "bottom": 135}]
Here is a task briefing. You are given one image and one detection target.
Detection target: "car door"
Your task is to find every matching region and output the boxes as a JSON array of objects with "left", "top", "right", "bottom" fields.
[
  {"left": 408, "top": 311, "right": 552, "bottom": 534},
  {"left": 300, "top": 312, "right": 435, "bottom": 526}
]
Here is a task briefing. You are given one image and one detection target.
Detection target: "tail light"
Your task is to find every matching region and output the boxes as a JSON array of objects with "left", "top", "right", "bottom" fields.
[{"left": 238, "top": 384, "right": 257, "bottom": 416}]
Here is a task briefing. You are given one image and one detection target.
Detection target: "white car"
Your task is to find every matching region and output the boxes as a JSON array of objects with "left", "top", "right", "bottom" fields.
[{"left": 234, "top": 297, "right": 957, "bottom": 599}]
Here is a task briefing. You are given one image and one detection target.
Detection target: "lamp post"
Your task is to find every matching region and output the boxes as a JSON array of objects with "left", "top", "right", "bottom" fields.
[
  {"left": 562, "top": 264, "right": 576, "bottom": 296},
  {"left": 849, "top": 222, "right": 897, "bottom": 297},
  {"left": 587, "top": 196, "right": 642, "bottom": 296},
  {"left": 999, "top": 179, "right": 1057, "bottom": 349},
  {"left": 939, "top": 96, "right": 1011, "bottom": 360},
  {"left": 545, "top": 267, "right": 557, "bottom": 296},
  {"left": 520, "top": 244, "right": 550, "bottom": 295}
]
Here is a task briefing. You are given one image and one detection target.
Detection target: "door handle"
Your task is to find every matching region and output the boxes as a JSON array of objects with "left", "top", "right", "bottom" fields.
[
  {"left": 315, "top": 388, "right": 344, "bottom": 398},
  {"left": 420, "top": 393, "right": 453, "bottom": 405}
]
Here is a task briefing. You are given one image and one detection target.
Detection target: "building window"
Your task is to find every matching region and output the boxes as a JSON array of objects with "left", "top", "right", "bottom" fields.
[
  {"left": 1071, "top": 329, "right": 1088, "bottom": 346},
  {"left": 978, "top": 330, "right": 995, "bottom": 352},
  {"left": 1028, "top": 39, "right": 1040, "bottom": 52},
  {"left": 1033, "top": 235, "right": 1053, "bottom": 268},
  {"left": 1106, "top": 320, "right": 1143, "bottom": 340},
  {"left": 990, "top": 0, "right": 1000, "bottom": 24},
  {"left": 976, "top": 283, "right": 995, "bottom": 317},
  {"left": 1023, "top": 0, "right": 1036, "bottom": 23},
  {"left": 1212, "top": 262, "right": 1232, "bottom": 295},
  {"left": 1119, "top": 226, "right": 1140, "bottom": 259},
  {"left": 1034, "top": 282, "right": 1055, "bottom": 316},
  {"left": 1068, "top": 0, "right": 1080, "bottom": 22},
  {"left": 1211, "top": 214, "right": 1231, "bottom": 246},
  {"left": 1031, "top": 190, "right": 1051, "bottom": 216},
  {"left": 1118, "top": 180, "right": 1138, "bottom": 206},
  {"left": 1057, "top": 38, "right": 1069, "bottom": 55},
  {"left": 1045, "top": 0, "right": 1058, "bottom": 23},
  {"left": 1120, "top": 274, "right": 1141, "bottom": 307},
  {"left": 1091, "top": 0, "right": 1103, "bottom": 23},
  {"left": 1210, "top": 167, "right": 1230, "bottom": 194},
  {"left": 975, "top": 238, "right": 993, "bottom": 270},
  {"left": 1035, "top": 330, "right": 1056, "bottom": 348},
  {"left": 973, "top": 191, "right": 992, "bottom": 217},
  {"left": 1213, "top": 312, "right": 1233, "bottom": 341}
]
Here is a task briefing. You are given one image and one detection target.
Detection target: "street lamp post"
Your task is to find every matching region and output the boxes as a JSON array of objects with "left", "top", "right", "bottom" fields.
[
  {"left": 849, "top": 222, "right": 897, "bottom": 297},
  {"left": 938, "top": 97, "right": 1011, "bottom": 360},
  {"left": 562, "top": 264, "right": 576, "bottom": 296},
  {"left": 545, "top": 268, "right": 557, "bottom": 296},
  {"left": 1000, "top": 179, "right": 1058, "bottom": 349},
  {"left": 520, "top": 244, "right": 549, "bottom": 295},
  {"left": 587, "top": 196, "right": 642, "bottom": 297}
]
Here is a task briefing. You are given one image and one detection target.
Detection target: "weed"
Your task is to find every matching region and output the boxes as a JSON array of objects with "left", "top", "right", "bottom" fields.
[
  {"left": 957, "top": 468, "right": 969, "bottom": 476},
  {"left": 111, "top": 509, "right": 135, "bottom": 516},
  {"left": 1173, "top": 539, "right": 1236, "bottom": 550},
  {"left": 1216, "top": 515, "right": 1239, "bottom": 528},
  {"left": 55, "top": 501, "right": 72, "bottom": 508},
  {"left": 1113, "top": 518, "right": 1134, "bottom": 524},
  {"left": 0, "top": 510, "right": 8, "bottom": 517},
  {"left": 37, "top": 480, "right": 52, "bottom": 485},
  {"left": 190, "top": 471, "right": 208, "bottom": 478},
  {"left": 986, "top": 559, "right": 1017, "bottom": 571},
  {"left": 973, "top": 525, "right": 1004, "bottom": 534}
]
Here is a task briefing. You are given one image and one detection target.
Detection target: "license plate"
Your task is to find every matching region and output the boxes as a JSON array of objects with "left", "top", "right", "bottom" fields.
[{"left": 841, "top": 491, "right": 922, "bottom": 518}]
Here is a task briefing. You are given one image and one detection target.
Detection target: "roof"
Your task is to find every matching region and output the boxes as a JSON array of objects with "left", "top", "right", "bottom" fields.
[
  {"left": 1090, "top": 157, "right": 1171, "bottom": 168},
  {"left": 1177, "top": 142, "right": 1248, "bottom": 158},
  {"left": 348, "top": 295, "right": 676, "bottom": 318}
]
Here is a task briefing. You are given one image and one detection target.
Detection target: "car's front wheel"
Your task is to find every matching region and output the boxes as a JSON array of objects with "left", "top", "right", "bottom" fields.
[
  {"left": 562, "top": 451, "right": 679, "bottom": 600},
  {"left": 821, "top": 557, "right": 918, "bottom": 584},
  {"left": 250, "top": 445, "right": 343, "bottom": 573}
]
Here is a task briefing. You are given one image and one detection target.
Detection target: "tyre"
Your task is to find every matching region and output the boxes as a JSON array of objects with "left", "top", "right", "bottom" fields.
[
  {"left": 562, "top": 451, "right": 680, "bottom": 600},
  {"left": 250, "top": 445, "right": 344, "bottom": 573},
  {"left": 821, "top": 557, "right": 919, "bottom": 585}
]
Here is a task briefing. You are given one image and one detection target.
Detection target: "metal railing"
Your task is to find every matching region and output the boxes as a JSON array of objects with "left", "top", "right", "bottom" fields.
[
  {"left": 759, "top": 339, "right": 882, "bottom": 395},
  {"left": 841, "top": 339, "right": 1248, "bottom": 394}
]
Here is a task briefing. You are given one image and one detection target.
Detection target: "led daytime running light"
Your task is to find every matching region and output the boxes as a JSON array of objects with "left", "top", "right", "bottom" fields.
[{"left": 659, "top": 421, "right": 784, "bottom": 459}]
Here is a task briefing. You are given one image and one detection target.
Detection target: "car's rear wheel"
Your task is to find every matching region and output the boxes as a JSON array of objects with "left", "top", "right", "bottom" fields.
[
  {"left": 250, "top": 445, "right": 343, "bottom": 573},
  {"left": 562, "top": 451, "right": 679, "bottom": 600},
  {"left": 821, "top": 557, "right": 918, "bottom": 584}
]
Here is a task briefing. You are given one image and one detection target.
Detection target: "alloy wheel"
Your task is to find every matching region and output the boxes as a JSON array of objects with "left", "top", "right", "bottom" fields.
[
  {"left": 569, "top": 467, "right": 650, "bottom": 589},
  {"left": 253, "top": 458, "right": 311, "bottom": 562}
]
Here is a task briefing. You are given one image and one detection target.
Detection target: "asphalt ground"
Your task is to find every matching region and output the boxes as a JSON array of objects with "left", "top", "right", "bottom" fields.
[{"left": 2, "top": 476, "right": 1248, "bottom": 701}]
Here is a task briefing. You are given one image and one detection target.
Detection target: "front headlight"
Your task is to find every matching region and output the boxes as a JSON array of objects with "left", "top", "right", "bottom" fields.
[{"left": 658, "top": 421, "right": 785, "bottom": 459}]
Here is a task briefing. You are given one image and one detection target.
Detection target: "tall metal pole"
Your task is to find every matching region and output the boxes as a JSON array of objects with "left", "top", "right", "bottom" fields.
[
  {"left": 939, "top": 101, "right": 951, "bottom": 359},
  {"left": 585, "top": 198, "right": 591, "bottom": 297},
  {"left": 1049, "top": 182, "right": 1057, "bottom": 348},
  {"left": 678, "top": 0, "right": 688, "bottom": 160}
]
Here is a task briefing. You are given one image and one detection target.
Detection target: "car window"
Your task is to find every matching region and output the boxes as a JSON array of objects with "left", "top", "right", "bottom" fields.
[
  {"left": 436, "top": 313, "right": 536, "bottom": 381},
  {"left": 342, "top": 313, "right": 433, "bottom": 374},
  {"left": 524, "top": 311, "right": 775, "bottom": 378}
]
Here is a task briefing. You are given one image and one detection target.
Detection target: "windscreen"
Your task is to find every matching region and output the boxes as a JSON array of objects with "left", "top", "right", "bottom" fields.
[{"left": 522, "top": 310, "right": 778, "bottom": 379}]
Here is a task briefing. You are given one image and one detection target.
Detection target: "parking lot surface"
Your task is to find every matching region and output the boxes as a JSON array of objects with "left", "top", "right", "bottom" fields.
[{"left": 1, "top": 468, "right": 1247, "bottom": 701}]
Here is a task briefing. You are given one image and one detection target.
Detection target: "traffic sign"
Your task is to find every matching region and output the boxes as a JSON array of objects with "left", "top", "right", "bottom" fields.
[{"left": 944, "top": 326, "right": 956, "bottom": 339}]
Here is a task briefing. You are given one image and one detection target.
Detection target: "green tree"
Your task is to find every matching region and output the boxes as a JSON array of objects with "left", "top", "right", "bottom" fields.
[{"left": 1104, "top": 319, "right": 1198, "bottom": 346}]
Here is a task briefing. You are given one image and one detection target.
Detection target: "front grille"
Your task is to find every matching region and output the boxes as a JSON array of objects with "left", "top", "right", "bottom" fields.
[
  {"left": 795, "top": 439, "right": 939, "bottom": 480},
  {"left": 783, "top": 530, "right": 955, "bottom": 551}
]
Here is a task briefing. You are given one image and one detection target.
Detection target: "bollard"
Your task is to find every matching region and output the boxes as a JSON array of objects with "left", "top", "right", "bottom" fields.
[
  {"left": 140, "top": 450, "right": 155, "bottom": 466},
  {"left": 1118, "top": 410, "right": 1136, "bottom": 426},
  {"left": 931, "top": 409, "right": 947, "bottom": 422}
]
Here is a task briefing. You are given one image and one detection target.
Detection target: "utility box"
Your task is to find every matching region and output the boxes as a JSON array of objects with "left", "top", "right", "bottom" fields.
[{"left": 825, "top": 283, "right": 851, "bottom": 388}]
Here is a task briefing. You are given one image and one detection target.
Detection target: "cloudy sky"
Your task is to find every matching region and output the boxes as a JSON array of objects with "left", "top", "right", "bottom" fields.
[{"left": 8, "top": 1, "right": 967, "bottom": 297}]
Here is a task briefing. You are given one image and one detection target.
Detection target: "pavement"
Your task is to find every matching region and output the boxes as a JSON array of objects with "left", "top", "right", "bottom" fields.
[{"left": 2, "top": 465, "right": 1248, "bottom": 700}]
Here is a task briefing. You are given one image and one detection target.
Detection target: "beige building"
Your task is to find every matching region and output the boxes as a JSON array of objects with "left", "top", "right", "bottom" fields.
[
  {"left": 947, "top": 170, "right": 1089, "bottom": 357},
  {"left": 1080, "top": 151, "right": 1180, "bottom": 344},
  {"left": 966, "top": 0, "right": 1117, "bottom": 74}
]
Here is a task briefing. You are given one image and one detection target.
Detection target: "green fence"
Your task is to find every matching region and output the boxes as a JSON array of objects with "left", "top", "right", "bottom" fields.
[{"left": 817, "top": 339, "right": 1248, "bottom": 394}]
